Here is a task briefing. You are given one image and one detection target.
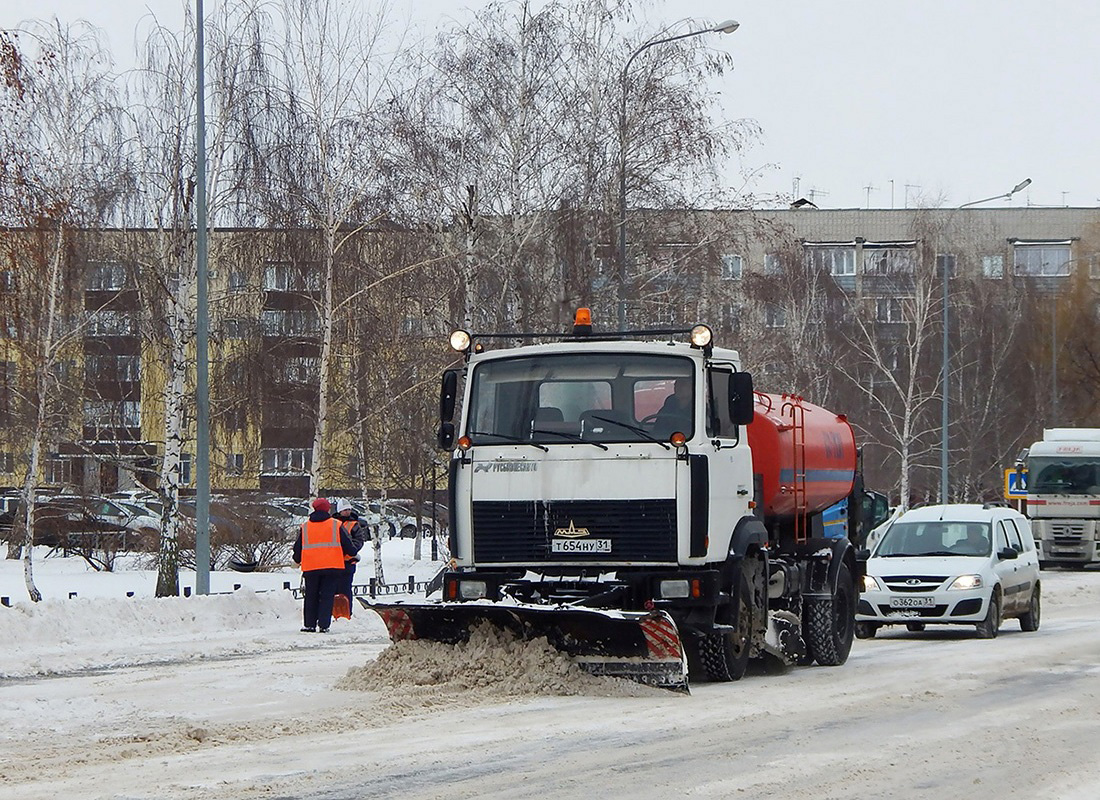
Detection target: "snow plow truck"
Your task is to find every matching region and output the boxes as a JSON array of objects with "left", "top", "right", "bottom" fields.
[{"left": 363, "top": 311, "right": 890, "bottom": 691}]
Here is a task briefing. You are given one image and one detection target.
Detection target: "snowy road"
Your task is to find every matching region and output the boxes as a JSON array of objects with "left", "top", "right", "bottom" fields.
[{"left": 2, "top": 569, "right": 1100, "bottom": 800}]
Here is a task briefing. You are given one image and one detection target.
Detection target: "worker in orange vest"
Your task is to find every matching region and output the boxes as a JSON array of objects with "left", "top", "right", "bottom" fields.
[
  {"left": 334, "top": 499, "right": 366, "bottom": 616},
  {"left": 293, "top": 497, "right": 357, "bottom": 633}
]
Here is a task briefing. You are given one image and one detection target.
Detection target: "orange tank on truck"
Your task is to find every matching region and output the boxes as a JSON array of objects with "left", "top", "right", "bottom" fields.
[{"left": 747, "top": 393, "right": 857, "bottom": 519}]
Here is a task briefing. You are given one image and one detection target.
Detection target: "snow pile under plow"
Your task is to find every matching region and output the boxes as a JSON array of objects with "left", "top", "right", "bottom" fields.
[{"left": 357, "top": 598, "right": 689, "bottom": 693}]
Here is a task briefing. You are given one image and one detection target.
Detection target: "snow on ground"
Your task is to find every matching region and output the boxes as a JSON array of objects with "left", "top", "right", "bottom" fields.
[
  {"left": 0, "top": 542, "right": 443, "bottom": 679},
  {"left": 2, "top": 553, "right": 1100, "bottom": 800}
]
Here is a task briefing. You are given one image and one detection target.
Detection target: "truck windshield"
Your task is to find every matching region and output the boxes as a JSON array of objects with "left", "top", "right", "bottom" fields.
[
  {"left": 875, "top": 521, "right": 991, "bottom": 558},
  {"left": 1029, "top": 457, "right": 1100, "bottom": 495},
  {"left": 466, "top": 353, "right": 695, "bottom": 445}
]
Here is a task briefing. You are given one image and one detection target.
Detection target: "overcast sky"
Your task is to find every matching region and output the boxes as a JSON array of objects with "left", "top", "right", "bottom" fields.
[{"left": 3, "top": 0, "right": 1097, "bottom": 209}]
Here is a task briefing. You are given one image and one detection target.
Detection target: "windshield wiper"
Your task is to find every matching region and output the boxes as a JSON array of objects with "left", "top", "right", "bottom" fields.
[
  {"left": 586, "top": 414, "right": 671, "bottom": 450},
  {"left": 531, "top": 429, "right": 608, "bottom": 451},
  {"left": 467, "top": 430, "right": 548, "bottom": 452}
]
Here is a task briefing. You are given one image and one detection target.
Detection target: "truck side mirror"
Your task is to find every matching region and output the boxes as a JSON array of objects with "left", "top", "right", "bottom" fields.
[
  {"left": 437, "top": 421, "right": 455, "bottom": 450},
  {"left": 728, "top": 371, "right": 755, "bottom": 425},
  {"left": 440, "top": 370, "right": 458, "bottom": 422}
]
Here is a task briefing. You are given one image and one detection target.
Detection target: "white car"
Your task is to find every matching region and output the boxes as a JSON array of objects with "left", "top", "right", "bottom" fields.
[{"left": 856, "top": 503, "right": 1041, "bottom": 639}]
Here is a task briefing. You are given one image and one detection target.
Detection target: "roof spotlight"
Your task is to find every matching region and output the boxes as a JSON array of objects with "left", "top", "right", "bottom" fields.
[
  {"left": 449, "top": 329, "right": 472, "bottom": 352},
  {"left": 689, "top": 324, "right": 712, "bottom": 348}
]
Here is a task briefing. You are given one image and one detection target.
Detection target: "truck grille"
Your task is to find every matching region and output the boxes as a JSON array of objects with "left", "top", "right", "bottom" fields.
[
  {"left": 1052, "top": 522, "right": 1086, "bottom": 546},
  {"left": 471, "top": 499, "right": 677, "bottom": 563}
]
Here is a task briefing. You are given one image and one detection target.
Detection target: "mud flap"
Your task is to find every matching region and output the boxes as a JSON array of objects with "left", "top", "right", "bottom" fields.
[
  {"left": 359, "top": 598, "right": 689, "bottom": 693},
  {"left": 763, "top": 610, "right": 806, "bottom": 665}
]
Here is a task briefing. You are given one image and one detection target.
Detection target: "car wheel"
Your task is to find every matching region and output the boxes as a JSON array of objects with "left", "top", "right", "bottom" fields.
[
  {"left": 854, "top": 621, "right": 878, "bottom": 639},
  {"left": 975, "top": 588, "right": 1002, "bottom": 639},
  {"left": 806, "top": 563, "right": 856, "bottom": 666},
  {"left": 1019, "top": 585, "right": 1041, "bottom": 632},
  {"left": 400, "top": 524, "right": 417, "bottom": 539},
  {"left": 905, "top": 622, "right": 926, "bottom": 632}
]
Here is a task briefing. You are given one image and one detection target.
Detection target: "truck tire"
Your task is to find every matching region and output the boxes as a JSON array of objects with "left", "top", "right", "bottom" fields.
[
  {"left": 805, "top": 563, "right": 855, "bottom": 666},
  {"left": 1019, "top": 586, "right": 1041, "bottom": 632},
  {"left": 693, "top": 571, "right": 752, "bottom": 682},
  {"left": 975, "top": 588, "right": 1001, "bottom": 639}
]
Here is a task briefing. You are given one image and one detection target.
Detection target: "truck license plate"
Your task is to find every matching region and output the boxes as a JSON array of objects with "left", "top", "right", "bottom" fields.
[
  {"left": 551, "top": 538, "right": 611, "bottom": 553},
  {"left": 889, "top": 596, "right": 934, "bottom": 608}
]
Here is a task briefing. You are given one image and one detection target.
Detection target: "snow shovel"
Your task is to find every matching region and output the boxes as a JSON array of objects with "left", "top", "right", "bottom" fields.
[{"left": 332, "top": 593, "right": 351, "bottom": 621}]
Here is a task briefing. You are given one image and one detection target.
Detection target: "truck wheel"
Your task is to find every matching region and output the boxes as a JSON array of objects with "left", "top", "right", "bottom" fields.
[
  {"left": 1019, "top": 586, "right": 1041, "bottom": 632},
  {"left": 806, "top": 563, "right": 855, "bottom": 666},
  {"left": 695, "top": 571, "right": 752, "bottom": 682},
  {"left": 854, "top": 622, "right": 878, "bottom": 639},
  {"left": 975, "top": 588, "right": 1001, "bottom": 639}
]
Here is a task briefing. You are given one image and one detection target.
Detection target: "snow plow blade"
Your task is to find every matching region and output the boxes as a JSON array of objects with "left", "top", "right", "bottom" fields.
[{"left": 359, "top": 598, "right": 689, "bottom": 693}]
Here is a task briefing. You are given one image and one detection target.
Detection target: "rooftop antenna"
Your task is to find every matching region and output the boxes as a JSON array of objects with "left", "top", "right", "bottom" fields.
[
  {"left": 904, "top": 183, "right": 921, "bottom": 208},
  {"left": 792, "top": 176, "right": 801, "bottom": 199},
  {"left": 890, "top": 179, "right": 895, "bottom": 209},
  {"left": 1061, "top": 191, "right": 1068, "bottom": 206},
  {"left": 807, "top": 186, "right": 829, "bottom": 205},
  {"left": 864, "top": 182, "right": 876, "bottom": 209}
]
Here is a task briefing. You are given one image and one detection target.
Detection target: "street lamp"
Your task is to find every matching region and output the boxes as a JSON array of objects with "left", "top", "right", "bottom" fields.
[
  {"left": 940, "top": 177, "right": 1031, "bottom": 503},
  {"left": 617, "top": 19, "right": 740, "bottom": 329}
]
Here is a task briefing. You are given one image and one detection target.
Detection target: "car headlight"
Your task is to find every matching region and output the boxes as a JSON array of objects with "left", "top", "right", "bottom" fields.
[
  {"left": 862, "top": 575, "right": 883, "bottom": 592},
  {"left": 947, "top": 574, "right": 983, "bottom": 591}
]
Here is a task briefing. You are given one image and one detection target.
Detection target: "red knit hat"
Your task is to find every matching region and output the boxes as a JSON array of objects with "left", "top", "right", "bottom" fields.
[{"left": 311, "top": 497, "right": 331, "bottom": 512}]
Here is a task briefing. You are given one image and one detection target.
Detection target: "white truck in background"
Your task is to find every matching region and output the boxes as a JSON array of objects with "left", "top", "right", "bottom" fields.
[{"left": 1023, "top": 428, "right": 1100, "bottom": 568}]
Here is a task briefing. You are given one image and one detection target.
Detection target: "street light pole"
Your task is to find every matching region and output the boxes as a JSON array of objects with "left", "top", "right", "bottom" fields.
[
  {"left": 940, "top": 177, "right": 1031, "bottom": 503},
  {"left": 617, "top": 19, "right": 739, "bottom": 330}
]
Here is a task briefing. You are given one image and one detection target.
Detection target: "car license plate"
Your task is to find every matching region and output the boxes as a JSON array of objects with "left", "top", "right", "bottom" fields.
[{"left": 889, "top": 596, "right": 935, "bottom": 609}]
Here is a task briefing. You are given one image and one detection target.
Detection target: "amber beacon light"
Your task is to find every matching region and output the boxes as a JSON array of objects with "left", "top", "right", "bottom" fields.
[{"left": 573, "top": 307, "right": 593, "bottom": 335}]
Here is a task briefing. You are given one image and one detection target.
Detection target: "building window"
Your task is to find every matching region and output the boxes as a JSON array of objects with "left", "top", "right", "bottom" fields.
[
  {"left": 1014, "top": 243, "right": 1071, "bottom": 276},
  {"left": 982, "top": 255, "right": 1004, "bottom": 279},
  {"left": 223, "top": 406, "right": 247, "bottom": 431},
  {"left": 721, "top": 303, "right": 740, "bottom": 333},
  {"left": 223, "top": 318, "right": 248, "bottom": 339},
  {"left": 867, "top": 248, "right": 917, "bottom": 275},
  {"left": 934, "top": 253, "right": 957, "bottom": 279},
  {"left": 86, "top": 261, "right": 128, "bottom": 291},
  {"left": 83, "top": 400, "right": 141, "bottom": 428},
  {"left": 876, "top": 298, "right": 905, "bottom": 323},
  {"left": 45, "top": 457, "right": 73, "bottom": 485},
  {"left": 261, "top": 447, "right": 312, "bottom": 475},
  {"left": 85, "top": 355, "right": 140, "bottom": 383},
  {"left": 225, "top": 453, "right": 245, "bottom": 476},
  {"left": 260, "top": 309, "right": 319, "bottom": 337},
  {"left": 764, "top": 253, "right": 783, "bottom": 275},
  {"left": 1089, "top": 254, "right": 1100, "bottom": 279},
  {"left": 86, "top": 310, "right": 135, "bottom": 336},
  {"left": 720, "top": 254, "right": 743, "bottom": 281},
  {"left": 764, "top": 304, "right": 787, "bottom": 328},
  {"left": 227, "top": 271, "right": 248, "bottom": 292},
  {"left": 805, "top": 246, "right": 855, "bottom": 276},
  {"left": 180, "top": 452, "right": 192, "bottom": 484},
  {"left": 282, "top": 356, "right": 319, "bottom": 384},
  {"left": 262, "top": 261, "right": 319, "bottom": 292},
  {"left": 0, "top": 270, "right": 15, "bottom": 292},
  {"left": 0, "top": 452, "right": 13, "bottom": 472}
]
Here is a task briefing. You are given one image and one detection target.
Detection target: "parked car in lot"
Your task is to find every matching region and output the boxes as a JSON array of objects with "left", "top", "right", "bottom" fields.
[{"left": 856, "top": 503, "right": 1041, "bottom": 639}]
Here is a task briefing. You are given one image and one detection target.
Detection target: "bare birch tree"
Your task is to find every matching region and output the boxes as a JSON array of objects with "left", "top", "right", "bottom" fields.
[{"left": 0, "top": 22, "right": 130, "bottom": 599}]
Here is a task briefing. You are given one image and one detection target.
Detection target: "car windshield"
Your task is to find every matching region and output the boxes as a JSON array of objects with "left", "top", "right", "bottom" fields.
[
  {"left": 1029, "top": 457, "right": 1100, "bottom": 495},
  {"left": 875, "top": 521, "right": 992, "bottom": 558},
  {"left": 467, "top": 353, "right": 695, "bottom": 445}
]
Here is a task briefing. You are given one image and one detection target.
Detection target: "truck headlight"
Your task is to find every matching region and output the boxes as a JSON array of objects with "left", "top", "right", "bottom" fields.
[
  {"left": 862, "top": 575, "right": 883, "bottom": 592},
  {"left": 458, "top": 580, "right": 487, "bottom": 599},
  {"left": 947, "top": 574, "right": 983, "bottom": 591},
  {"left": 659, "top": 579, "right": 690, "bottom": 599}
]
